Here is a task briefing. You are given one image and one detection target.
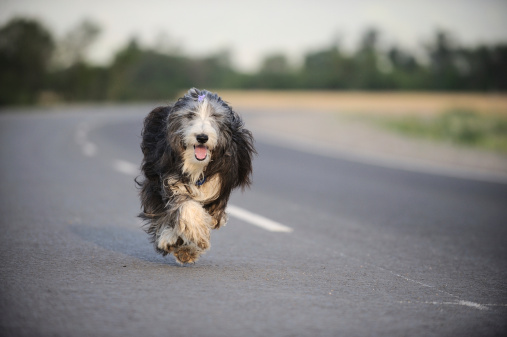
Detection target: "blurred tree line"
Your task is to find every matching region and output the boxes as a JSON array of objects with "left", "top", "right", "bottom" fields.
[{"left": 1, "top": 17, "right": 506, "bottom": 105}]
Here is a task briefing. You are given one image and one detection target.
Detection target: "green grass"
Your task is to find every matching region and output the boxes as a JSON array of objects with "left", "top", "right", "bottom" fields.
[{"left": 379, "top": 108, "right": 507, "bottom": 153}]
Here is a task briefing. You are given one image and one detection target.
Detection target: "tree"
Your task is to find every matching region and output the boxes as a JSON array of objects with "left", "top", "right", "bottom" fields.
[
  {"left": 260, "top": 54, "right": 290, "bottom": 74},
  {"left": 188, "top": 49, "right": 239, "bottom": 88},
  {"left": 301, "top": 46, "right": 352, "bottom": 89},
  {"left": 425, "top": 30, "right": 463, "bottom": 90},
  {"left": 252, "top": 53, "right": 296, "bottom": 88},
  {"left": 107, "top": 39, "right": 192, "bottom": 100},
  {"left": 51, "top": 20, "right": 101, "bottom": 69},
  {"left": 0, "top": 18, "right": 54, "bottom": 105},
  {"left": 387, "top": 46, "right": 426, "bottom": 89},
  {"left": 48, "top": 20, "right": 106, "bottom": 102},
  {"left": 388, "top": 46, "right": 418, "bottom": 72},
  {"left": 458, "top": 44, "right": 507, "bottom": 90},
  {"left": 352, "top": 28, "right": 387, "bottom": 89}
]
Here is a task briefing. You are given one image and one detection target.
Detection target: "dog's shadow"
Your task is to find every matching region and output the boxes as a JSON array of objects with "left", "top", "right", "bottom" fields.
[{"left": 69, "top": 222, "right": 180, "bottom": 266}]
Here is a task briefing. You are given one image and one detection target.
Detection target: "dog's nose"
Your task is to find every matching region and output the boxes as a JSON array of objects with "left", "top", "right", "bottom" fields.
[{"left": 196, "top": 134, "right": 208, "bottom": 144}]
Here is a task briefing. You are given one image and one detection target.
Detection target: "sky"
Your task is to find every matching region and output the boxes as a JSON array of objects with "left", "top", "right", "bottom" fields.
[{"left": 1, "top": 0, "right": 507, "bottom": 71}]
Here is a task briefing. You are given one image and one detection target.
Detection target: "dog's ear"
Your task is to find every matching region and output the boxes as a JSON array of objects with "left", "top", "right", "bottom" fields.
[
  {"left": 140, "top": 106, "right": 171, "bottom": 180},
  {"left": 230, "top": 111, "right": 256, "bottom": 190}
]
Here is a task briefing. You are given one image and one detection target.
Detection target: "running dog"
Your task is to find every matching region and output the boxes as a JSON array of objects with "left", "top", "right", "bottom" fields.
[{"left": 138, "top": 88, "right": 255, "bottom": 264}]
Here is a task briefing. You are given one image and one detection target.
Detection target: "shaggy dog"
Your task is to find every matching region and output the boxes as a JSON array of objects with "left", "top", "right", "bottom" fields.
[{"left": 137, "top": 88, "right": 255, "bottom": 264}]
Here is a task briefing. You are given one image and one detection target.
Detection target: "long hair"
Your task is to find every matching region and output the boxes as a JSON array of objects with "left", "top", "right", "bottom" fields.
[{"left": 137, "top": 88, "right": 255, "bottom": 257}]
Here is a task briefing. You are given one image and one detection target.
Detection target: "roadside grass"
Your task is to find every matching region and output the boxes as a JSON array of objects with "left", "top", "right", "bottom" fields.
[
  {"left": 216, "top": 90, "right": 507, "bottom": 154},
  {"left": 376, "top": 108, "right": 507, "bottom": 153}
]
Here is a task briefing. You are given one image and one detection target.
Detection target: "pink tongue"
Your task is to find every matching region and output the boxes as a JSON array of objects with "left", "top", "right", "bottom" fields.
[{"left": 194, "top": 145, "right": 207, "bottom": 160}]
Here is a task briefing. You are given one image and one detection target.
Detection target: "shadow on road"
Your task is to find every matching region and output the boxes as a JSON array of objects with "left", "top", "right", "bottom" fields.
[{"left": 69, "top": 222, "right": 181, "bottom": 266}]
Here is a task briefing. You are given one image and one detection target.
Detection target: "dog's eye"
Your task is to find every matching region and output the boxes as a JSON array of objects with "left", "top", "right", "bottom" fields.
[
  {"left": 211, "top": 113, "right": 221, "bottom": 118},
  {"left": 185, "top": 112, "right": 197, "bottom": 119}
]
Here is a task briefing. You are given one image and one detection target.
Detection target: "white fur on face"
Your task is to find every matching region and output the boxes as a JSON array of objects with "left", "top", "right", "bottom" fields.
[{"left": 181, "top": 99, "right": 220, "bottom": 183}]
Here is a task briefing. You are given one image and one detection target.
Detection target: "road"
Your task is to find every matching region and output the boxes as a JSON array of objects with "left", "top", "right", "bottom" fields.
[{"left": 1, "top": 105, "right": 506, "bottom": 337}]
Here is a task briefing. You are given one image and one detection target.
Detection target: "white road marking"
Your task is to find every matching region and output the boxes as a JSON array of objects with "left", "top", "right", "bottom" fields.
[
  {"left": 111, "top": 159, "right": 293, "bottom": 233},
  {"left": 75, "top": 123, "right": 97, "bottom": 157},
  {"left": 82, "top": 142, "right": 97, "bottom": 157},
  {"left": 113, "top": 159, "right": 139, "bottom": 176},
  {"left": 456, "top": 301, "right": 489, "bottom": 310},
  {"left": 335, "top": 250, "right": 492, "bottom": 311},
  {"left": 399, "top": 300, "right": 490, "bottom": 310},
  {"left": 107, "top": 155, "right": 496, "bottom": 308},
  {"left": 227, "top": 204, "right": 293, "bottom": 233}
]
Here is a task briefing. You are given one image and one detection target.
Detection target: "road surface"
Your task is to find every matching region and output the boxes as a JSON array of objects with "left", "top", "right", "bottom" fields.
[{"left": 1, "top": 105, "right": 506, "bottom": 337}]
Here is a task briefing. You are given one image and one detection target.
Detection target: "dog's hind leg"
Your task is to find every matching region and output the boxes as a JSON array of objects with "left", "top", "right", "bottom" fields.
[
  {"left": 204, "top": 200, "right": 228, "bottom": 230},
  {"left": 208, "top": 209, "right": 228, "bottom": 230}
]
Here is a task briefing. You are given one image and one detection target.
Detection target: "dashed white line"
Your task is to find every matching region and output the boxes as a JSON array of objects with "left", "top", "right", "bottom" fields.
[
  {"left": 227, "top": 204, "right": 293, "bottom": 233},
  {"left": 111, "top": 158, "right": 293, "bottom": 233},
  {"left": 112, "top": 159, "right": 139, "bottom": 176},
  {"left": 456, "top": 301, "right": 489, "bottom": 310},
  {"left": 105, "top": 152, "right": 500, "bottom": 309},
  {"left": 82, "top": 142, "right": 97, "bottom": 157},
  {"left": 76, "top": 120, "right": 501, "bottom": 311},
  {"left": 335, "top": 250, "right": 492, "bottom": 311},
  {"left": 75, "top": 122, "right": 97, "bottom": 157},
  {"left": 400, "top": 300, "right": 490, "bottom": 310}
]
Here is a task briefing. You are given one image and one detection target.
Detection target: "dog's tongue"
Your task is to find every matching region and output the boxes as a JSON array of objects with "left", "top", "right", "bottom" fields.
[{"left": 194, "top": 145, "right": 207, "bottom": 160}]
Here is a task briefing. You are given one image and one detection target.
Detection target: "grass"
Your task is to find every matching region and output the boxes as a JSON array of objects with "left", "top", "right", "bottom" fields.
[
  {"left": 379, "top": 108, "right": 507, "bottom": 153},
  {"left": 218, "top": 91, "right": 507, "bottom": 116},
  {"left": 212, "top": 90, "right": 507, "bottom": 154}
]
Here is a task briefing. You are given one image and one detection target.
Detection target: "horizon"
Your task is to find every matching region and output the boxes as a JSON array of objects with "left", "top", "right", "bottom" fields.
[{"left": 1, "top": 0, "right": 507, "bottom": 72}]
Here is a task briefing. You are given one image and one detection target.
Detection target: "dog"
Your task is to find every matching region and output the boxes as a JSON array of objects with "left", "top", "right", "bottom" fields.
[{"left": 137, "top": 88, "right": 255, "bottom": 264}]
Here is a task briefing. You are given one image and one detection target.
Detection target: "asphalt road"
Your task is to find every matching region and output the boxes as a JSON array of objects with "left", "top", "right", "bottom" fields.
[{"left": 1, "top": 105, "right": 506, "bottom": 337}]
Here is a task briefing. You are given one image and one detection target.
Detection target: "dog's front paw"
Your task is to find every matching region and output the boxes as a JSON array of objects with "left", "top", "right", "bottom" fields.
[
  {"left": 173, "top": 244, "right": 202, "bottom": 264},
  {"left": 157, "top": 227, "right": 183, "bottom": 254},
  {"left": 178, "top": 200, "right": 212, "bottom": 250}
]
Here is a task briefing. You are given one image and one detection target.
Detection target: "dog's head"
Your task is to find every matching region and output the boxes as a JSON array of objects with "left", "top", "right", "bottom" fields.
[{"left": 159, "top": 88, "right": 255, "bottom": 188}]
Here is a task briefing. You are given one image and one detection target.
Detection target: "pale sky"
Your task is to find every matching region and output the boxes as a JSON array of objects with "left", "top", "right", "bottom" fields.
[{"left": 1, "top": 0, "right": 506, "bottom": 71}]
